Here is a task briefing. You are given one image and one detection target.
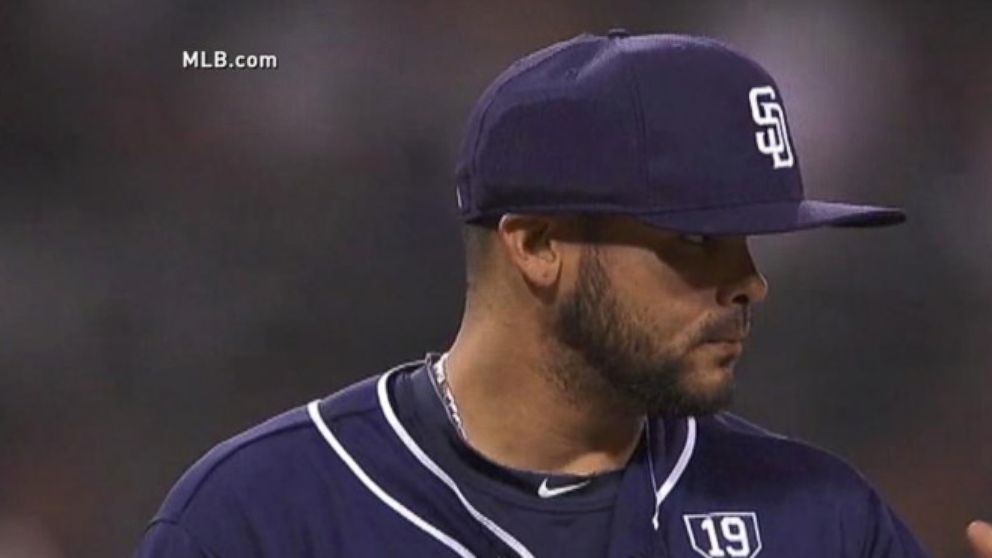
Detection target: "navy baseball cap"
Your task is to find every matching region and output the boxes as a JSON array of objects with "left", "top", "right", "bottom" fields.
[{"left": 454, "top": 31, "right": 906, "bottom": 235}]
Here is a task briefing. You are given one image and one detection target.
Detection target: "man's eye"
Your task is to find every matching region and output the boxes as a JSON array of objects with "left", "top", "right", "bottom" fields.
[{"left": 680, "top": 233, "right": 712, "bottom": 246}]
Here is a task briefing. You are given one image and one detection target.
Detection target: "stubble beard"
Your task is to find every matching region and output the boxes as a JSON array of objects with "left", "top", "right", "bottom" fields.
[{"left": 551, "top": 247, "right": 736, "bottom": 417}]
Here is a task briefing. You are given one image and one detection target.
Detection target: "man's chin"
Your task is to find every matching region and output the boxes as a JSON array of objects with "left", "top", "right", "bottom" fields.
[
  {"left": 597, "top": 352, "right": 738, "bottom": 416},
  {"left": 671, "top": 383, "right": 735, "bottom": 416},
  {"left": 652, "top": 365, "right": 736, "bottom": 417},
  {"left": 628, "top": 382, "right": 734, "bottom": 417}
]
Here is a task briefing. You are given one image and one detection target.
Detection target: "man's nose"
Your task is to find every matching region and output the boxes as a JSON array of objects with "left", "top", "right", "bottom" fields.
[{"left": 717, "top": 243, "right": 769, "bottom": 307}]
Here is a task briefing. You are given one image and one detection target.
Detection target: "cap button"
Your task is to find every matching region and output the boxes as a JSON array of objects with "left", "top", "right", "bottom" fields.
[{"left": 606, "top": 28, "right": 630, "bottom": 38}]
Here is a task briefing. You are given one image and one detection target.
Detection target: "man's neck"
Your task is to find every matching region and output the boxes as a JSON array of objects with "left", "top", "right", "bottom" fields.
[{"left": 442, "top": 331, "right": 645, "bottom": 476}]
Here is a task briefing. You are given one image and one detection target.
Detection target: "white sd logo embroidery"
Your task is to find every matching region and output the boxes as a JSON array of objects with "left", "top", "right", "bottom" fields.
[{"left": 748, "top": 86, "right": 794, "bottom": 169}]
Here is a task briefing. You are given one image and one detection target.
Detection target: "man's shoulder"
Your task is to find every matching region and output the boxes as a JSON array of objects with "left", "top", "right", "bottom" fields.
[
  {"left": 694, "top": 411, "right": 875, "bottom": 493},
  {"left": 153, "top": 374, "right": 386, "bottom": 524},
  {"left": 153, "top": 404, "right": 315, "bottom": 523},
  {"left": 687, "top": 412, "right": 928, "bottom": 557},
  {"left": 136, "top": 368, "right": 444, "bottom": 556}
]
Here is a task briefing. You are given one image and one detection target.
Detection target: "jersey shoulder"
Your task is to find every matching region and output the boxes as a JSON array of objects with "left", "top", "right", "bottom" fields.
[
  {"left": 152, "top": 373, "right": 384, "bottom": 524},
  {"left": 696, "top": 411, "right": 875, "bottom": 494},
  {"left": 152, "top": 404, "right": 314, "bottom": 522},
  {"left": 691, "top": 412, "right": 929, "bottom": 557},
  {"left": 137, "top": 373, "right": 393, "bottom": 556}
]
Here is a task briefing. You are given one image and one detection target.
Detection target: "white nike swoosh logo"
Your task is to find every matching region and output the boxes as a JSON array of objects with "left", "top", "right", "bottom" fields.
[{"left": 537, "top": 478, "right": 592, "bottom": 498}]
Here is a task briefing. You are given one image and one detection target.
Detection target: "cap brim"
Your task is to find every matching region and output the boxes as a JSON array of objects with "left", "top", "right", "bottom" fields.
[{"left": 635, "top": 199, "right": 906, "bottom": 235}]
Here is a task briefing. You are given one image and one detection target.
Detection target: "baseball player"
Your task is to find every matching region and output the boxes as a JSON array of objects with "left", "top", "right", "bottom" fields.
[{"left": 134, "top": 31, "right": 930, "bottom": 557}]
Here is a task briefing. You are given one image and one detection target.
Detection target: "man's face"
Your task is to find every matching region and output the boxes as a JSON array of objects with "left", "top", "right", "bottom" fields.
[{"left": 552, "top": 216, "right": 768, "bottom": 416}]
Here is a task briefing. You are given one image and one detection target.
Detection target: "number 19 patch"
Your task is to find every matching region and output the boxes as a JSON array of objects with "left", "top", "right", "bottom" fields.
[{"left": 683, "top": 512, "right": 762, "bottom": 558}]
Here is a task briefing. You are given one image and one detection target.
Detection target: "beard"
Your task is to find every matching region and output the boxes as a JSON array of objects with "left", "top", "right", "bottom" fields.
[{"left": 552, "top": 246, "right": 741, "bottom": 417}]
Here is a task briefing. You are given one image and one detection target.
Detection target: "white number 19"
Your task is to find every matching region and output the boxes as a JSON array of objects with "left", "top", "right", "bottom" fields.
[{"left": 700, "top": 516, "right": 751, "bottom": 557}]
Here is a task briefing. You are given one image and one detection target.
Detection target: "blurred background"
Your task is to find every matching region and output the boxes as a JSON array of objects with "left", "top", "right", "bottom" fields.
[{"left": 0, "top": 0, "right": 989, "bottom": 556}]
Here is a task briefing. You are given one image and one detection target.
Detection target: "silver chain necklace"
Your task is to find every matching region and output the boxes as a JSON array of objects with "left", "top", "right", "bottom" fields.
[{"left": 432, "top": 352, "right": 470, "bottom": 441}]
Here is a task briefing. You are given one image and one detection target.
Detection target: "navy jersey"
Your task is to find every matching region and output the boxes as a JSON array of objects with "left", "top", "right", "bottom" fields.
[{"left": 134, "top": 354, "right": 929, "bottom": 557}]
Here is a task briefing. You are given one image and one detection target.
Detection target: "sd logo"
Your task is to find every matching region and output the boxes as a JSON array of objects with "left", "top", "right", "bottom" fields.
[
  {"left": 748, "top": 86, "right": 794, "bottom": 169},
  {"left": 683, "top": 512, "right": 762, "bottom": 558}
]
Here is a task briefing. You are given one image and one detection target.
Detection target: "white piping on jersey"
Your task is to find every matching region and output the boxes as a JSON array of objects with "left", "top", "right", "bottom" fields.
[
  {"left": 651, "top": 416, "right": 697, "bottom": 530},
  {"left": 306, "top": 400, "right": 476, "bottom": 558},
  {"left": 646, "top": 419, "right": 661, "bottom": 527},
  {"left": 376, "top": 368, "right": 538, "bottom": 558}
]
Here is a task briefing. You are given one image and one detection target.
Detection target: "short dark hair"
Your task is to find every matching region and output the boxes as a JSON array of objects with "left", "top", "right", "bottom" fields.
[{"left": 461, "top": 218, "right": 499, "bottom": 292}]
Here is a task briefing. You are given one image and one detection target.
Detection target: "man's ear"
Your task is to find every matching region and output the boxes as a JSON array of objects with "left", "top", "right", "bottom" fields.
[{"left": 495, "top": 214, "right": 569, "bottom": 289}]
